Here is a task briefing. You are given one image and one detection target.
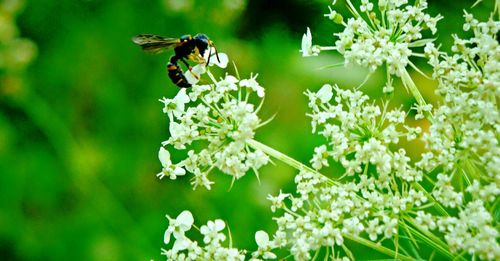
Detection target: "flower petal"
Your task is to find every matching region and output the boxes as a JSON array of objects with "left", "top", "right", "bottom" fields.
[
  {"left": 210, "top": 52, "right": 228, "bottom": 68},
  {"left": 174, "top": 166, "right": 186, "bottom": 177},
  {"left": 214, "top": 219, "right": 225, "bottom": 231},
  {"left": 185, "top": 69, "right": 201, "bottom": 85},
  {"left": 164, "top": 229, "right": 172, "bottom": 244},
  {"left": 255, "top": 230, "right": 270, "bottom": 247},
  {"left": 200, "top": 225, "right": 209, "bottom": 235},
  {"left": 177, "top": 210, "right": 194, "bottom": 228},
  {"left": 301, "top": 27, "right": 313, "bottom": 56},
  {"left": 158, "top": 147, "right": 171, "bottom": 167},
  {"left": 169, "top": 121, "right": 183, "bottom": 139},
  {"left": 317, "top": 84, "right": 333, "bottom": 103},
  {"left": 172, "top": 237, "right": 190, "bottom": 251},
  {"left": 174, "top": 88, "right": 190, "bottom": 104}
]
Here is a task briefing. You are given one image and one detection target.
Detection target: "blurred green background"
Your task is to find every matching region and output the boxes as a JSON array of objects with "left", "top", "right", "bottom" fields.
[{"left": 0, "top": 0, "right": 495, "bottom": 260}]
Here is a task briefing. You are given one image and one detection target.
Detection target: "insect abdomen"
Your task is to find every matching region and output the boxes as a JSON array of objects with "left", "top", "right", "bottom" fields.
[{"left": 167, "top": 62, "right": 191, "bottom": 88}]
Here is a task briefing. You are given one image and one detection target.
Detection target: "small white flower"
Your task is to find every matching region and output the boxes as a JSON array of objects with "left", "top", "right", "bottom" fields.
[
  {"left": 164, "top": 210, "right": 194, "bottom": 245},
  {"left": 316, "top": 84, "right": 333, "bottom": 103},
  {"left": 267, "top": 190, "right": 290, "bottom": 212},
  {"left": 185, "top": 64, "right": 206, "bottom": 85},
  {"left": 202, "top": 47, "right": 229, "bottom": 69},
  {"left": 207, "top": 51, "right": 229, "bottom": 69},
  {"left": 311, "top": 145, "right": 330, "bottom": 170},
  {"left": 360, "top": 0, "right": 373, "bottom": 12},
  {"left": 157, "top": 147, "right": 186, "bottom": 180},
  {"left": 240, "top": 74, "right": 265, "bottom": 97},
  {"left": 160, "top": 88, "right": 191, "bottom": 121},
  {"left": 255, "top": 231, "right": 270, "bottom": 247},
  {"left": 190, "top": 168, "right": 214, "bottom": 190},
  {"left": 413, "top": 103, "right": 433, "bottom": 120},
  {"left": 200, "top": 219, "right": 226, "bottom": 244},
  {"left": 300, "top": 27, "right": 320, "bottom": 57},
  {"left": 254, "top": 231, "right": 277, "bottom": 259},
  {"left": 216, "top": 74, "right": 239, "bottom": 93}
]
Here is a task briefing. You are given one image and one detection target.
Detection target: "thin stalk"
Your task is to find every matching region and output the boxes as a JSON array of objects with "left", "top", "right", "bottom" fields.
[
  {"left": 346, "top": 234, "right": 414, "bottom": 261},
  {"left": 399, "top": 69, "right": 450, "bottom": 217},
  {"left": 413, "top": 182, "right": 449, "bottom": 217},
  {"left": 399, "top": 68, "right": 434, "bottom": 123},
  {"left": 246, "top": 139, "right": 331, "bottom": 181},
  {"left": 319, "top": 46, "right": 337, "bottom": 51},
  {"left": 404, "top": 217, "right": 463, "bottom": 261}
]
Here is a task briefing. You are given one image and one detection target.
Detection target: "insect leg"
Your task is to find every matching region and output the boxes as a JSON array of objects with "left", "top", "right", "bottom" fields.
[
  {"left": 180, "top": 58, "right": 199, "bottom": 80},
  {"left": 179, "top": 58, "right": 192, "bottom": 71}
]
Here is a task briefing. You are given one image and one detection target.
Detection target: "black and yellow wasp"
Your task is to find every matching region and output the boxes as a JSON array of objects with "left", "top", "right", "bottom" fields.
[{"left": 132, "top": 33, "right": 219, "bottom": 88}]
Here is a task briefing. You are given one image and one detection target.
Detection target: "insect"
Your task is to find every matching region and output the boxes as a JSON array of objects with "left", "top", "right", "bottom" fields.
[{"left": 132, "top": 33, "right": 220, "bottom": 88}]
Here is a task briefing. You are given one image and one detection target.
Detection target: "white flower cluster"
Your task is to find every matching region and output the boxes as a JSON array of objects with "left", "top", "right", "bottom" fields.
[
  {"left": 421, "top": 12, "right": 500, "bottom": 179},
  {"left": 288, "top": 2, "right": 500, "bottom": 260},
  {"left": 416, "top": 11, "right": 500, "bottom": 259},
  {"left": 268, "top": 170, "right": 428, "bottom": 260},
  {"left": 155, "top": 1, "right": 500, "bottom": 260},
  {"left": 265, "top": 84, "right": 432, "bottom": 258},
  {"left": 303, "top": 0, "right": 442, "bottom": 77},
  {"left": 436, "top": 201, "right": 500, "bottom": 260},
  {"left": 306, "top": 84, "right": 423, "bottom": 184},
  {"left": 161, "top": 210, "right": 276, "bottom": 261},
  {"left": 157, "top": 67, "right": 269, "bottom": 189}
]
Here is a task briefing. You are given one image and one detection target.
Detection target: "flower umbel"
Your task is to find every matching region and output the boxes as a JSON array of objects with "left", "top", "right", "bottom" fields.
[
  {"left": 332, "top": 0, "right": 441, "bottom": 75},
  {"left": 158, "top": 55, "right": 270, "bottom": 189}
]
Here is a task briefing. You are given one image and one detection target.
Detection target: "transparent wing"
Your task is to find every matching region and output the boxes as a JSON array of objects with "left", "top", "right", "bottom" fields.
[{"left": 132, "top": 34, "right": 181, "bottom": 54}]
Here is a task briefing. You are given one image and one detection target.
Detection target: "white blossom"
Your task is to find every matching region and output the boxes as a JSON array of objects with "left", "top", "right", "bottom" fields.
[
  {"left": 164, "top": 210, "right": 194, "bottom": 246},
  {"left": 252, "top": 231, "right": 276, "bottom": 259},
  {"left": 160, "top": 88, "right": 190, "bottom": 121},
  {"left": 300, "top": 27, "right": 320, "bottom": 57},
  {"left": 157, "top": 147, "right": 186, "bottom": 180},
  {"left": 200, "top": 219, "right": 226, "bottom": 244}
]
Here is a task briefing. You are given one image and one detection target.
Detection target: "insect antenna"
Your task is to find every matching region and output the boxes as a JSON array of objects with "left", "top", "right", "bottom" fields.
[
  {"left": 213, "top": 43, "right": 221, "bottom": 63},
  {"left": 206, "top": 45, "right": 213, "bottom": 66},
  {"left": 206, "top": 41, "right": 221, "bottom": 66}
]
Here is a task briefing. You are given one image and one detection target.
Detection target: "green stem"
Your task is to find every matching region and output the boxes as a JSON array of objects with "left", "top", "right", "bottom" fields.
[
  {"left": 346, "top": 234, "right": 414, "bottom": 261},
  {"left": 413, "top": 183, "right": 449, "bottom": 217},
  {"left": 246, "top": 139, "right": 326, "bottom": 179},
  {"left": 399, "top": 68, "right": 434, "bottom": 123},
  {"left": 404, "top": 217, "right": 463, "bottom": 261},
  {"left": 399, "top": 69, "right": 451, "bottom": 218}
]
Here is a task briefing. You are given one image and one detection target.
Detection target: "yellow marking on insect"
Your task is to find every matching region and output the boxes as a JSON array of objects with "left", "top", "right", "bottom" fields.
[{"left": 187, "top": 47, "right": 205, "bottom": 64}]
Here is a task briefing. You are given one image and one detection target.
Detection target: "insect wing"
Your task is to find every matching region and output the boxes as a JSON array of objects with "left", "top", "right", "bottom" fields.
[{"left": 132, "top": 34, "right": 181, "bottom": 54}]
